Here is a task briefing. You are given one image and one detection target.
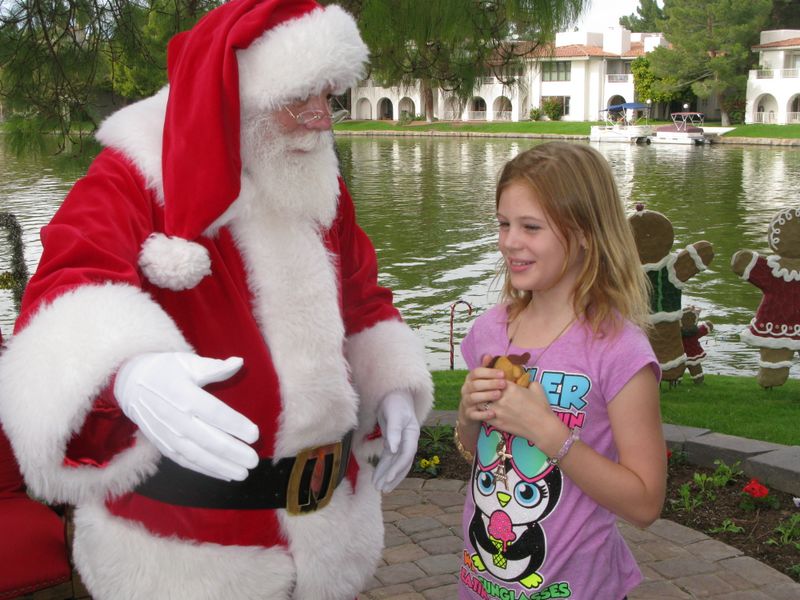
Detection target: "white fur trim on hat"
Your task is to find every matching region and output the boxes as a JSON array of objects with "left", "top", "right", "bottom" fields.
[
  {"left": 139, "top": 233, "right": 212, "bottom": 290},
  {"left": 237, "top": 5, "right": 369, "bottom": 113}
]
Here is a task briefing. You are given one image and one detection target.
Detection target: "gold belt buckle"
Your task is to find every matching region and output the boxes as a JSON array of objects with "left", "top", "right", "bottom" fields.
[{"left": 286, "top": 440, "right": 343, "bottom": 515}]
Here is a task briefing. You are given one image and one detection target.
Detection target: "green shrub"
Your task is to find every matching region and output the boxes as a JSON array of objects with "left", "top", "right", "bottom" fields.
[
  {"left": 529, "top": 107, "right": 542, "bottom": 121},
  {"left": 541, "top": 97, "right": 562, "bottom": 121}
]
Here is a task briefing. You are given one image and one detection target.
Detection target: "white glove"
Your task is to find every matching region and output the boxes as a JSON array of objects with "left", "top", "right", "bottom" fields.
[
  {"left": 373, "top": 389, "right": 420, "bottom": 493},
  {"left": 114, "top": 352, "right": 260, "bottom": 481}
]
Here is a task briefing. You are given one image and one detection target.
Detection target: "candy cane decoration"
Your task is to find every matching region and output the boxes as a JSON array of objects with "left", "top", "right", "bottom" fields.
[{"left": 449, "top": 300, "right": 473, "bottom": 370}]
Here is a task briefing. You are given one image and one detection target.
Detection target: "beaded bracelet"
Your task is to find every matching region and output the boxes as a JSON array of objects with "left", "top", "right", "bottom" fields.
[
  {"left": 453, "top": 422, "right": 475, "bottom": 463},
  {"left": 547, "top": 427, "right": 580, "bottom": 467}
]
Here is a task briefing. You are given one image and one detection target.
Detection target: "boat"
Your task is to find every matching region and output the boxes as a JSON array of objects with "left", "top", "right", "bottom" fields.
[
  {"left": 589, "top": 102, "right": 653, "bottom": 143},
  {"left": 649, "top": 112, "right": 708, "bottom": 145}
]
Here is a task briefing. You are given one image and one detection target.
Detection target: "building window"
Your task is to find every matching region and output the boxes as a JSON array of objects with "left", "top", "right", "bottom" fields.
[
  {"left": 541, "top": 96, "right": 570, "bottom": 119},
  {"left": 542, "top": 61, "right": 571, "bottom": 81}
]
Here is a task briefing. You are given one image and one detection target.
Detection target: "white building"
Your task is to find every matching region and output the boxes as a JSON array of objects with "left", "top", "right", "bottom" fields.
[
  {"left": 350, "top": 28, "right": 670, "bottom": 123},
  {"left": 745, "top": 30, "right": 800, "bottom": 124}
]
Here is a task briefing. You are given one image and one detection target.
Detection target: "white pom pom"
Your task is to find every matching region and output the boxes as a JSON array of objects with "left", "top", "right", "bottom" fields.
[{"left": 139, "top": 233, "right": 211, "bottom": 291}]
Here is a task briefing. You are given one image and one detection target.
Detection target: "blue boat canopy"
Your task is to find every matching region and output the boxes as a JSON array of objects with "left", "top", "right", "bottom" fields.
[{"left": 601, "top": 102, "right": 650, "bottom": 111}]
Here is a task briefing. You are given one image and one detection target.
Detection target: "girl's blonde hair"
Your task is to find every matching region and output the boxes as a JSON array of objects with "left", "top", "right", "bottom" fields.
[{"left": 496, "top": 142, "right": 650, "bottom": 333}]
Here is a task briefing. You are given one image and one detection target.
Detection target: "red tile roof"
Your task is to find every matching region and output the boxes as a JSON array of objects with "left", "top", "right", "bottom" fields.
[
  {"left": 753, "top": 37, "right": 800, "bottom": 49},
  {"left": 510, "top": 41, "right": 644, "bottom": 59}
]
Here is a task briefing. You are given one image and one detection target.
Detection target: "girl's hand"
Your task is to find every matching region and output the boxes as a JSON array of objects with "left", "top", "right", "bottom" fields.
[
  {"left": 458, "top": 354, "right": 506, "bottom": 424},
  {"left": 487, "top": 380, "right": 569, "bottom": 459}
]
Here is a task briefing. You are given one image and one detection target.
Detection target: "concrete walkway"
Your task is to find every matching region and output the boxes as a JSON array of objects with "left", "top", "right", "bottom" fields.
[
  {"left": 357, "top": 412, "right": 800, "bottom": 599},
  {"left": 358, "top": 479, "right": 800, "bottom": 600}
]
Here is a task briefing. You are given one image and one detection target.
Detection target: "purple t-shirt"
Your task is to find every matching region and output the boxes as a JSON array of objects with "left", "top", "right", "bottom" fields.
[{"left": 459, "top": 304, "right": 659, "bottom": 600}]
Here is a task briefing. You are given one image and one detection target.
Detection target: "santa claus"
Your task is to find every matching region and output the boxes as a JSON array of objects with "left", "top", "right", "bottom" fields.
[{"left": 0, "top": 1, "right": 433, "bottom": 599}]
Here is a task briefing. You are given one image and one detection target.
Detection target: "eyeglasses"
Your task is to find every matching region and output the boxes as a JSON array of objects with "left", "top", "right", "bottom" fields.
[
  {"left": 476, "top": 425, "right": 553, "bottom": 483},
  {"left": 283, "top": 105, "right": 350, "bottom": 126}
]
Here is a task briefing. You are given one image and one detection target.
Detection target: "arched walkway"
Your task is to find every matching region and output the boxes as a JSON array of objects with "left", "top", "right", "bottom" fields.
[
  {"left": 468, "top": 97, "right": 487, "bottom": 121},
  {"left": 398, "top": 97, "right": 416, "bottom": 120},
  {"left": 754, "top": 93, "right": 778, "bottom": 124},
  {"left": 788, "top": 94, "right": 800, "bottom": 124},
  {"left": 493, "top": 96, "right": 512, "bottom": 121},
  {"left": 378, "top": 98, "right": 394, "bottom": 120},
  {"left": 355, "top": 97, "right": 372, "bottom": 120}
]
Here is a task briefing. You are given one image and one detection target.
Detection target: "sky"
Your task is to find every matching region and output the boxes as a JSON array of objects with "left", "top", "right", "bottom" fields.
[{"left": 571, "top": 0, "right": 648, "bottom": 32}]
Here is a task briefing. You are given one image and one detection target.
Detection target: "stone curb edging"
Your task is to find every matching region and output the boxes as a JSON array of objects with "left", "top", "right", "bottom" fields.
[
  {"left": 336, "top": 129, "right": 587, "bottom": 140},
  {"left": 710, "top": 136, "right": 800, "bottom": 146},
  {"left": 335, "top": 129, "right": 800, "bottom": 146},
  {"left": 426, "top": 410, "right": 800, "bottom": 496},
  {"left": 663, "top": 424, "right": 800, "bottom": 496}
]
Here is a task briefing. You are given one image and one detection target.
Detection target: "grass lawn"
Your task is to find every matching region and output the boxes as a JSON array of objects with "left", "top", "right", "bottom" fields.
[
  {"left": 722, "top": 123, "right": 800, "bottom": 138},
  {"left": 431, "top": 371, "right": 800, "bottom": 446},
  {"left": 335, "top": 120, "right": 800, "bottom": 140}
]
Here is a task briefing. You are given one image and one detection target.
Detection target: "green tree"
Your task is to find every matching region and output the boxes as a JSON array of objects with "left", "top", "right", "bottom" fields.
[
  {"left": 0, "top": 0, "right": 112, "bottom": 150},
  {"left": 351, "top": 0, "right": 588, "bottom": 123},
  {"left": 770, "top": 0, "right": 800, "bottom": 28},
  {"left": 619, "top": 0, "right": 665, "bottom": 32},
  {"left": 649, "top": 0, "right": 771, "bottom": 126},
  {"left": 111, "top": 0, "right": 222, "bottom": 100},
  {"left": 630, "top": 56, "right": 683, "bottom": 105},
  {"left": 0, "top": 0, "right": 219, "bottom": 151}
]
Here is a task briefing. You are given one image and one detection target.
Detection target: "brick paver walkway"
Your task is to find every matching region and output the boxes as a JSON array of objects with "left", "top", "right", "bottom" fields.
[{"left": 358, "top": 478, "right": 800, "bottom": 600}]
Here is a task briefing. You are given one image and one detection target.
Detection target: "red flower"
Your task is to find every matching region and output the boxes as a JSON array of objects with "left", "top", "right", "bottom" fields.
[
  {"left": 743, "top": 478, "right": 769, "bottom": 499},
  {"left": 666, "top": 448, "right": 673, "bottom": 460}
]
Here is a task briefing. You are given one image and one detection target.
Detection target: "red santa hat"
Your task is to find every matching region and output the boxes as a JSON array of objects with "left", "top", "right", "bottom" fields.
[{"left": 140, "top": 0, "right": 368, "bottom": 290}]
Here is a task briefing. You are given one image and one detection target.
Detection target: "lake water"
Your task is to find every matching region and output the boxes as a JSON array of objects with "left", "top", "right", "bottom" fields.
[{"left": 2, "top": 135, "right": 799, "bottom": 377}]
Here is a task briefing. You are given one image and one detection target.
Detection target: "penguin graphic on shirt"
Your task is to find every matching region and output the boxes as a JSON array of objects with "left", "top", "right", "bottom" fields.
[{"left": 468, "top": 425, "right": 563, "bottom": 589}]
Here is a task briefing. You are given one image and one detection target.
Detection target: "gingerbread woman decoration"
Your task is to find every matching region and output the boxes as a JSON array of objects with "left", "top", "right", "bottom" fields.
[
  {"left": 731, "top": 207, "right": 800, "bottom": 388},
  {"left": 629, "top": 204, "right": 714, "bottom": 385},
  {"left": 680, "top": 306, "right": 713, "bottom": 384}
]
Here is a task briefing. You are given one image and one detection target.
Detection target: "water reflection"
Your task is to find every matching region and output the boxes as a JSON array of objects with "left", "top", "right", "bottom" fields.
[
  {"left": 2, "top": 135, "right": 799, "bottom": 377},
  {"left": 338, "top": 137, "right": 800, "bottom": 376}
]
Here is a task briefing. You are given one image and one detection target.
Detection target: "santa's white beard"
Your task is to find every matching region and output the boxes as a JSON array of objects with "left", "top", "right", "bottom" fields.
[{"left": 233, "top": 115, "right": 341, "bottom": 227}]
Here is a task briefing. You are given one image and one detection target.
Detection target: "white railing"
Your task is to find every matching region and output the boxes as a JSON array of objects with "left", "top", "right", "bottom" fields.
[
  {"left": 607, "top": 74, "right": 630, "bottom": 83},
  {"left": 788, "top": 112, "right": 800, "bottom": 123},
  {"left": 752, "top": 68, "right": 800, "bottom": 79},
  {"left": 753, "top": 111, "right": 777, "bottom": 124},
  {"left": 493, "top": 111, "right": 512, "bottom": 121},
  {"left": 467, "top": 111, "right": 487, "bottom": 121}
]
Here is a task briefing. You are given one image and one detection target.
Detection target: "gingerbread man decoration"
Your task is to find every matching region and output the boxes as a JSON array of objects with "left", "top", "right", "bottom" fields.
[
  {"left": 680, "top": 306, "right": 713, "bottom": 384},
  {"left": 629, "top": 204, "right": 714, "bottom": 385},
  {"left": 731, "top": 207, "right": 800, "bottom": 388}
]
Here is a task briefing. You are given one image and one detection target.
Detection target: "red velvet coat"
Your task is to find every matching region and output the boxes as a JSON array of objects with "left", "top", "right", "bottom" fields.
[{"left": 0, "top": 95, "right": 432, "bottom": 600}]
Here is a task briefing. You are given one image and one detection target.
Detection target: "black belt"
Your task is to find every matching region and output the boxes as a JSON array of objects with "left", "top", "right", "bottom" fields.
[{"left": 134, "top": 432, "right": 353, "bottom": 514}]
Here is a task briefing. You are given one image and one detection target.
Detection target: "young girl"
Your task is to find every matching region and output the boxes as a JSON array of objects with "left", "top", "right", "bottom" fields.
[{"left": 456, "top": 142, "right": 666, "bottom": 600}]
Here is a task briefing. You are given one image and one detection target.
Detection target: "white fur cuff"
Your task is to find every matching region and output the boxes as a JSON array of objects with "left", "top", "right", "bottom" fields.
[
  {"left": 345, "top": 320, "right": 433, "bottom": 435},
  {"left": 0, "top": 283, "right": 191, "bottom": 504}
]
